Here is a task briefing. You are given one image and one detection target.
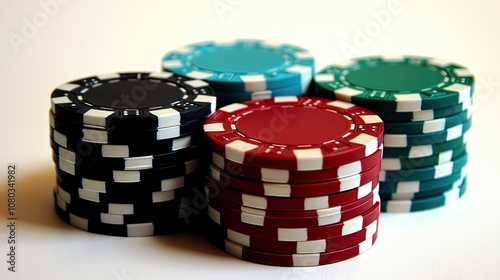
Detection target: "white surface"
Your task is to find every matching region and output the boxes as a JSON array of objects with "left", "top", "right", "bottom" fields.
[{"left": 1, "top": 0, "right": 500, "bottom": 279}]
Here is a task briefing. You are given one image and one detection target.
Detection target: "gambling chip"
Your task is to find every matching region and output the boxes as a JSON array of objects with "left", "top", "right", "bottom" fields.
[
  {"left": 315, "top": 56, "right": 474, "bottom": 212},
  {"left": 162, "top": 39, "right": 315, "bottom": 108},
  {"left": 202, "top": 96, "right": 383, "bottom": 266},
  {"left": 50, "top": 72, "right": 216, "bottom": 236}
]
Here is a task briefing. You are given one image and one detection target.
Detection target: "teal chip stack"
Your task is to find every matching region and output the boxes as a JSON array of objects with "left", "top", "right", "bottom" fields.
[
  {"left": 161, "top": 39, "right": 315, "bottom": 108},
  {"left": 314, "top": 56, "right": 473, "bottom": 212}
]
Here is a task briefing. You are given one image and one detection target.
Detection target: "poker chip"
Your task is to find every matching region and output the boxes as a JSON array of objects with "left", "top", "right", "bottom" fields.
[
  {"left": 57, "top": 169, "right": 204, "bottom": 193},
  {"left": 208, "top": 164, "right": 381, "bottom": 198},
  {"left": 51, "top": 129, "right": 204, "bottom": 158},
  {"left": 381, "top": 144, "right": 467, "bottom": 170},
  {"left": 380, "top": 176, "right": 466, "bottom": 200},
  {"left": 204, "top": 97, "right": 384, "bottom": 171},
  {"left": 381, "top": 179, "right": 467, "bottom": 212},
  {"left": 315, "top": 56, "right": 474, "bottom": 112},
  {"left": 51, "top": 115, "right": 205, "bottom": 143},
  {"left": 315, "top": 56, "right": 473, "bottom": 212},
  {"left": 221, "top": 231, "right": 378, "bottom": 267},
  {"left": 161, "top": 39, "right": 315, "bottom": 108},
  {"left": 50, "top": 72, "right": 216, "bottom": 236},
  {"left": 383, "top": 118, "right": 471, "bottom": 148},
  {"left": 52, "top": 141, "right": 201, "bottom": 171},
  {"left": 208, "top": 201, "right": 380, "bottom": 241},
  {"left": 208, "top": 189, "right": 379, "bottom": 228},
  {"left": 206, "top": 178, "right": 379, "bottom": 211},
  {"left": 383, "top": 109, "right": 471, "bottom": 135},
  {"left": 379, "top": 165, "right": 468, "bottom": 194},
  {"left": 372, "top": 98, "right": 472, "bottom": 122},
  {"left": 382, "top": 133, "right": 469, "bottom": 159},
  {"left": 211, "top": 146, "right": 383, "bottom": 184},
  {"left": 208, "top": 219, "right": 378, "bottom": 254},
  {"left": 379, "top": 152, "right": 468, "bottom": 182},
  {"left": 51, "top": 72, "right": 216, "bottom": 130},
  {"left": 55, "top": 202, "right": 193, "bottom": 237}
]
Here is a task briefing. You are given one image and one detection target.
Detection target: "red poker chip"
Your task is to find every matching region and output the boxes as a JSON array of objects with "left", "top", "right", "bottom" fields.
[
  {"left": 215, "top": 218, "right": 379, "bottom": 254},
  {"left": 203, "top": 97, "right": 384, "bottom": 171},
  {"left": 212, "top": 146, "right": 383, "bottom": 183},
  {"left": 222, "top": 230, "right": 379, "bottom": 266},
  {"left": 209, "top": 163, "right": 381, "bottom": 198},
  {"left": 208, "top": 201, "right": 381, "bottom": 241},
  {"left": 208, "top": 190, "right": 379, "bottom": 228}
]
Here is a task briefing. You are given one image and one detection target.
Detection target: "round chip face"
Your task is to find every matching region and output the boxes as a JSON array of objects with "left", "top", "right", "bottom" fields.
[
  {"left": 204, "top": 97, "right": 384, "bottom": 171},
  {"left": 51, "top": 72, "right": 216, "bottom": 130},
  {"left": 162, "top": 39, "right": 315, "bottom": 92},
  {"left": 315, "top": 56, "right": 474, "bottom": 112}
]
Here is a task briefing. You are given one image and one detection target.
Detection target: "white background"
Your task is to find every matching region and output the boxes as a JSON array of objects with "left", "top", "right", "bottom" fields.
[{"left": 1, "top": 0, "right": 500, "bottom": 279}]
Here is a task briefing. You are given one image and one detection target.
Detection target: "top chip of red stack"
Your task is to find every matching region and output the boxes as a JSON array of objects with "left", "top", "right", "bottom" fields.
[{"left": 203, "top": 96, "right": 384, "bottom": 171}]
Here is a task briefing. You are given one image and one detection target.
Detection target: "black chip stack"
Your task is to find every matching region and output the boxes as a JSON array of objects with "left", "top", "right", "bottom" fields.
[{"left": 50, "top": 72, "right": 216, "bottom": 236}]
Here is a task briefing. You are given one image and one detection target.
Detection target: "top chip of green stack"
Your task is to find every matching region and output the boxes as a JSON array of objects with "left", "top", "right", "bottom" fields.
[{"left": 315, "top": 56, "right": 474, "bottom": 112}]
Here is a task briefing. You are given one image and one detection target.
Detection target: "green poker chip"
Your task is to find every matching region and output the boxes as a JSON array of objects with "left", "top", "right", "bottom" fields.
[
  {"left": 381, "top": 178, "right": 467, "bottom": 212},
  {"left": 383, "top": 109, "right": 471, "bottom": 135},
  {"left": 380, "top": 152, "right": 468, "bottom": 183},
  {"left": 379, "top": 164, "right": 467, "bottom": 194},
  {"left": 370, "top": 99, "right": 471, "bottom": 122},
  {"left": 381, "top": 144, "right": 467, "bottom": 170},
  {"left": 315, "top": 56, "right": 474, "bottom": 112},
  {"left": 383, "top": 118, "right": 472, "bottom": 148},
  {"left": 382, "top": 132, "right": 469, "bottom": 158}
]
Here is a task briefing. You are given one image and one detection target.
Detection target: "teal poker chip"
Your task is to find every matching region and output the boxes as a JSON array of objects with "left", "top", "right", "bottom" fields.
[
  {"left": 380, "top": 176, "right": 466, "bottom": 200},
  {"left": 383, "top": 108, "right": 471, "bottom": 135},
  {"left": 380, "top": 152, "right": 467, "bottom": 182},
  {"left": 379, "top": 164, "right": 467, "bottom": 194},
  {"left": 383, "top": 118, "right": 471, "bottom": 148},
  {"left": 382, "top": 133, "right": 469, "bottom": 158},
  {"left": 381, "top": 144, "right": 467, "bottom": 170},
  {"left": 315, "top": 56, "right": 474, "bottom": 112},
  {"left": 215, "top": 83, "right": 304, "bottom": 107},
  {"left": 162, "top": 39, "right": 315, "bottom": 93},
  {"left": 380, "top": 178, "right": 467, "bottom": 212},
  {"left": 372, "top": 99, "right": 471, "bottom": 122}
]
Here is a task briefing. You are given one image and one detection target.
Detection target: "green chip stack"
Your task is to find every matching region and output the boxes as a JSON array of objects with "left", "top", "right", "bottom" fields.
[{"left": 314, "top": 55, "right": 473, "bottom": 212}]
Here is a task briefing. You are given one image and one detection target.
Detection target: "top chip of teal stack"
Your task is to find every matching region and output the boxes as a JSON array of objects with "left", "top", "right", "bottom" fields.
[{"left": 161, "top": 39, "right": 315, "bottom": 93}]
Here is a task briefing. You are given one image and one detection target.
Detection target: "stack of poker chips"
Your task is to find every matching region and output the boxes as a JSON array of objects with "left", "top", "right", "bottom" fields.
[
  {"left": 201, "top": 96, "right": 384, "bottom": 267},
  {"left": 161, "top": 39, "right": 315, "bottom": 108},
  {"left": 50, "top": 72, "right": 217, "bottom": 236},
  {"left": 315, "top": 56, "right": 473, "bottom": 213}
]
